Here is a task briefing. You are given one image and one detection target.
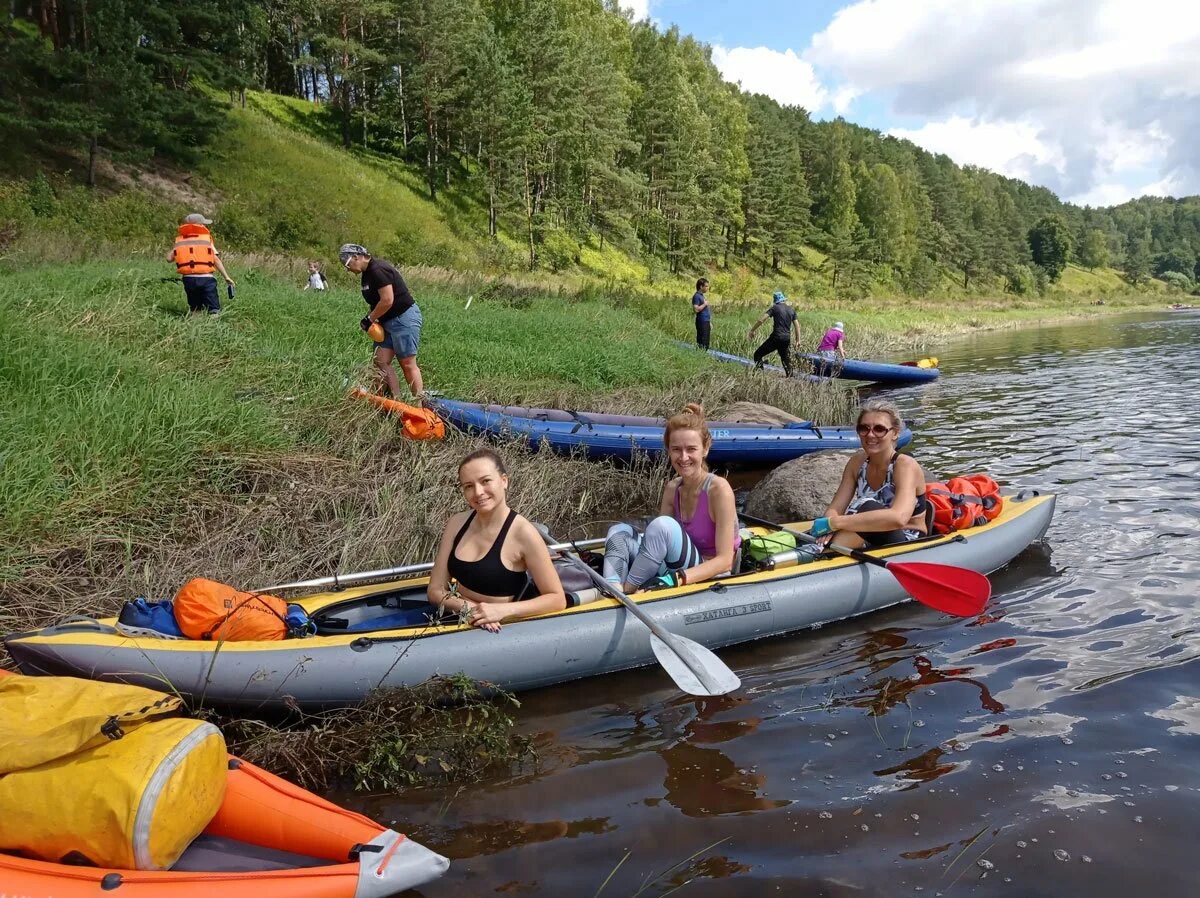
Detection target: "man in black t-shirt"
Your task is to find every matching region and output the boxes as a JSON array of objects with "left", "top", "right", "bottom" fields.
[
  {"left": 747, "top": 291, "right": 800, "bottom": 377},
  {"left": 339, "top": 243, "right": 425, "bottom": 400}
]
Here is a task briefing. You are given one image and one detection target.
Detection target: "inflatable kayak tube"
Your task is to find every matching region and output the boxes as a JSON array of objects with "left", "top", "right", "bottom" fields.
[
  {"left": 5, "top": 494, "right": 1054, "bottom": 711},
  {"left": 425, "top": 398, "right": 911, "bottom": 464},
  {"left": 800, "top": 354, "right": 940, "bottom": 384},
  {"left": 0, "top": 752, "right": 449, "bottom": 898},
  {"left": 674, "top": 341, "right": 829, "bottom": 383}
]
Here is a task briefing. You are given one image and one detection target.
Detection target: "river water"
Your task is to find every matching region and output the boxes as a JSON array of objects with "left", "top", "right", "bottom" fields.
[{"left": 368, "top": 310, "right": 1200, "bottom": 896}]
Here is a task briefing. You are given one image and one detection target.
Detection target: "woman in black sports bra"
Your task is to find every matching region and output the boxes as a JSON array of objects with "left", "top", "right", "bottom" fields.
[{"left": 427, "top": 449, "right": 565, "bottom": 632}]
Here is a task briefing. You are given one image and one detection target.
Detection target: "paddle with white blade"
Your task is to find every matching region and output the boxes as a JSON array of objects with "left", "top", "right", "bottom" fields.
[{"left": 541, "top": 532, "right": 740, "bottom": 697}]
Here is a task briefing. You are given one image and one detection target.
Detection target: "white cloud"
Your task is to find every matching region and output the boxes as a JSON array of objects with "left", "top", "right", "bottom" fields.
[
  {"left": 888, "top": 116, "right": 1066, "bottom": 183},
  {"left": 621, "top": 0, "right": 651, "bottom": 21},
  {"left": 711, "top": 45, "right": 827, "bottom": 111},
  {"left": 805, "top": 0, "right": 1200, "bottom": 201}
]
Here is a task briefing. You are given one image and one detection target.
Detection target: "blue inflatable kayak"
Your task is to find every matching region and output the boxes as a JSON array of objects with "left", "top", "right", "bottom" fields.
[
  {"left": 427, "top": 399, "right": 913, "bottom": 464},
  {"left": 800, "top": 354, "right": 940, "bottom": 385},
  {"left": 675, "top": 342, "right": 829, "bottom": 384}
]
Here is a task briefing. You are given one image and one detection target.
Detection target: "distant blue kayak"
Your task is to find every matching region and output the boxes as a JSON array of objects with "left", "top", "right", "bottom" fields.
[
  {"left": 800, "top": 354, "right": 941, "bottom": 385},
  {"left": 675, "top": 342, "right": 829, "bottom": 384},
  {"left": 427, "top": 399, "right": 913, "bottom": 464}
]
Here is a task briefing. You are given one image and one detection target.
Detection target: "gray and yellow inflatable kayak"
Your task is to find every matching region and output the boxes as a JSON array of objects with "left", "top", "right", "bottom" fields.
[{"left": 5, "top": 493, "right": 1054, "bottom": 711}]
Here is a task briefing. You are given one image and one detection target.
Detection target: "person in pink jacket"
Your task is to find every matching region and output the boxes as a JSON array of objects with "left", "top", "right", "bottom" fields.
[{"left": 816, "top": 321, "right": 846, "bottom": 362}]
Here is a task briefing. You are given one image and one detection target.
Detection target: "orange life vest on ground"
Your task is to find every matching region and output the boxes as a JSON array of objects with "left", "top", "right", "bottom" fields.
[
  {"left": 173, "top": 224, "right": 217, "bottom": 276},
  {"left": 173, "top": 578, "right": 288, "bottom": 641},
  {"left": 350, "top": 387, "right": 447, "bottom": 440},
  {"left": 925, "top": 474, "right": 1004, "bottom": 534}
]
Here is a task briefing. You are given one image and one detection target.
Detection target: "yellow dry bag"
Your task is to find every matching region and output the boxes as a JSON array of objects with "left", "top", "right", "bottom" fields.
[{"left": 0, "top": 675, "right": 227, "bottom": 870}]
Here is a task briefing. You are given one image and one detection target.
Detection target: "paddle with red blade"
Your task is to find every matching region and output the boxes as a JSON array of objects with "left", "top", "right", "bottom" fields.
[{"left": 739, "top": 512, "right": 991, "bottom": 617}]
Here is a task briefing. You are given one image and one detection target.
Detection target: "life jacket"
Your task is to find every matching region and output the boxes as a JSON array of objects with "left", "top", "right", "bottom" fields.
[
  {"left": 173, "top": 578, "right": 288, "bottom": 641},
  {"left": 401, "top": 406, "right": 446, "bottom": 441},
  {"left": 350, "top": 387, "right": 447, "bottom": 440},
  {"left": 173, "top": 223, "right": 217, "bottom": 276},
  {"left": 925, "top": 475, "right": 1004, "bottom": 534}
]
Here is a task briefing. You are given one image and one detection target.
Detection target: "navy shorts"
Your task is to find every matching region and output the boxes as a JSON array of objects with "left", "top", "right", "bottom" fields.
[{"left": 182, "top": 276, "right": 220, "bottom": 314}]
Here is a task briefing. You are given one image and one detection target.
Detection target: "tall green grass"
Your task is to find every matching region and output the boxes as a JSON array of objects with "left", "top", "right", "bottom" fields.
[{"left": 0, "top": 259, "right": 858, "bottom": 607}]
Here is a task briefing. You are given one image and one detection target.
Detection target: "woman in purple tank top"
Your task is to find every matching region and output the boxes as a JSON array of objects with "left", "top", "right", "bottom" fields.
[{"left": 602, "top": 404, "right": 741, "bottom": 593}]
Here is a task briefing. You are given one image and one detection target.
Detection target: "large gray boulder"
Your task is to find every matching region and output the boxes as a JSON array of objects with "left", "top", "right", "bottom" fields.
[
  {"left": 715, "top": 402, "right": 804, "bottom": 426},
  {"left": 743, "top": 451, "right": 855, "bottom": 523}
]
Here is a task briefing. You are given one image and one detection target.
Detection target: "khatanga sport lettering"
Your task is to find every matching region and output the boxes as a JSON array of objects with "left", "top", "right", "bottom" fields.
[{"left": 685, "top": 601, "right": 771, "bottom": 625}]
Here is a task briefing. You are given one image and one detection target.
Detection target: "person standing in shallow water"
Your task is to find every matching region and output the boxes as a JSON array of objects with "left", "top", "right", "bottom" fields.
[
  {"left": 748, "top": 291, "right": 800, "bottom": 377},
  {"left": 339, "top": 243, "right": 425, "bottom": 401},
  {"left": 817, "top": 321, "right": 846, "bottom": 363},
  {"left": 692, "top": 277, "right": 711, "bottom": 349}
]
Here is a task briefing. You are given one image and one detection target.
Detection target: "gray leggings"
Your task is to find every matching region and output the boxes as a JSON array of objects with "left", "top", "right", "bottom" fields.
[{"left": 603, "top": 517, "right": 701, "bottom": 589}]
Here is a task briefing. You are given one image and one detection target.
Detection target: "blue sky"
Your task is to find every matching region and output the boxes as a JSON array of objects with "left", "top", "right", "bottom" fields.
[{"left": 624, "top": 0, "right": 1200, "bottom": 207}]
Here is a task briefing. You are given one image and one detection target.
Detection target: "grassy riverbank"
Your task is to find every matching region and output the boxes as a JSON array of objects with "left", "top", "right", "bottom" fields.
[
  {"left": 1, "top": 245, "right": 1169, "bottom": 643},
  {"left": 0, "top": 258, "right": 860, "bottom": 639}
]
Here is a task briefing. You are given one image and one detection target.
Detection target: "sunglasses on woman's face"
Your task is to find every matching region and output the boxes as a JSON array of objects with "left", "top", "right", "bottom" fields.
[{"left": 856, "top": 423, "right": 893, "bottom": 436}]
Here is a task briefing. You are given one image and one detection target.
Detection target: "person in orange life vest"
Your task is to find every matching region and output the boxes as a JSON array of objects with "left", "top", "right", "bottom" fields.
[
  {"left": 167, "top": 213, "right": 234, "bottom": 315},
  {"left": 804, "top": 400, "right": 929, "bottom": 558},
  {"left": 339, "top": 243, "right": 425, "bottom": 401},
  {"left": 427, "top": 449, "right": 566, "bottom": 633}
]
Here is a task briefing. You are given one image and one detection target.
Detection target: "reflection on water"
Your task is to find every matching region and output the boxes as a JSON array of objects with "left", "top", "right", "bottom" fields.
[{"left": 365, "top": 311, "right": 1200, "bottom": 896}]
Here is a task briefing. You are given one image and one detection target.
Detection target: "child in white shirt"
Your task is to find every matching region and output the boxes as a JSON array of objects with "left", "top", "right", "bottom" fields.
[{"left": 304, "top": 261, "right": 327, "bottom": 291}]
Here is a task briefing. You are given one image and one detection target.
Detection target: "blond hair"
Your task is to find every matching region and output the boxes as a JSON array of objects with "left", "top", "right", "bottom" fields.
[
  {"left": 664, "top": 402, "right": 711, "bottom": 453},
  {"left": 856, "top": 400, "right": 905, "bottom": 433}
]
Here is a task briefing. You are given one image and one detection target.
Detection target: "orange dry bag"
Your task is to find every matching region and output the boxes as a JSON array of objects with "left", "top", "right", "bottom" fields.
[
  {"left": 948, "top": 474, "right": 1003, "bottom": 525},
  {"left": 173, "top": 578, "right": 288, "bottom": 641},
  {"left": 401, "top": 406, "right": 446, "bottom": 441},
  {"left": 926, "top": 474, "right": 1004, "bottom": 534}
]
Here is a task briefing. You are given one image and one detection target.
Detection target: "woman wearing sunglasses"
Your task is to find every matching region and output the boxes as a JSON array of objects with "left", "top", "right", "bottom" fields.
[{"left": 807, "top": 400, "right": 929, "bottom": 553}]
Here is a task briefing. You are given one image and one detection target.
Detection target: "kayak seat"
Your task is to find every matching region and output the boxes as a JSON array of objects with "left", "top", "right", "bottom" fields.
[
  {"left": 171, "top": 834, "right": 328, "bottom": 873},
  {"left": 313, "top": 587, "right": 448, "bottom": 634},
  {"left": 336, "top": 605, "right": 443, "bottom": 632}
]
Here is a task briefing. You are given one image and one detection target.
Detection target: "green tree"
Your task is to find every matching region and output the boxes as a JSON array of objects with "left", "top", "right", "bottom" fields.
[
  {"left": 2, "top": 0, "right": 256, "bottom": 182},
  {"left": 1028, "top": 214, "right": 1072, "bottom": 281},
  {"left": 1123, "top": 231, "right": 1152, "bottom": 285},
  {"left": 1077, "top": 228, "right": 1109, "bottom": 269},
  {"left": 856, "top": 161, "right": 906, "bottom": 266},
  {"left": 1153, "top": 246, "right": 1196, "bottom": 279}
]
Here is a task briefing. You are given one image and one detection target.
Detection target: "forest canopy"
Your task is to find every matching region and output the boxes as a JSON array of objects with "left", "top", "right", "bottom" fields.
[{"left": 3, "top": 0, "right": 1198, "bottom": 291}]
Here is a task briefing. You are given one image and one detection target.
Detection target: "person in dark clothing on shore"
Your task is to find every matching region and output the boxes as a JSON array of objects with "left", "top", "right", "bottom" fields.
[
  {"left": 339, "top": 243, "right": 425, "bottom": 400},
  {"left": 692, "top": 277, "right": 711, "bottom": 349},
  {"left": 748, "top": 291, "right": 800, "bottom": 376}
]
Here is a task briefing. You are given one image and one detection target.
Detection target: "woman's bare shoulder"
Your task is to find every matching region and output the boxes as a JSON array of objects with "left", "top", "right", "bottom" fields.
[{"left": 443, "top": 509, "right": 471, "bottom": 532}]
